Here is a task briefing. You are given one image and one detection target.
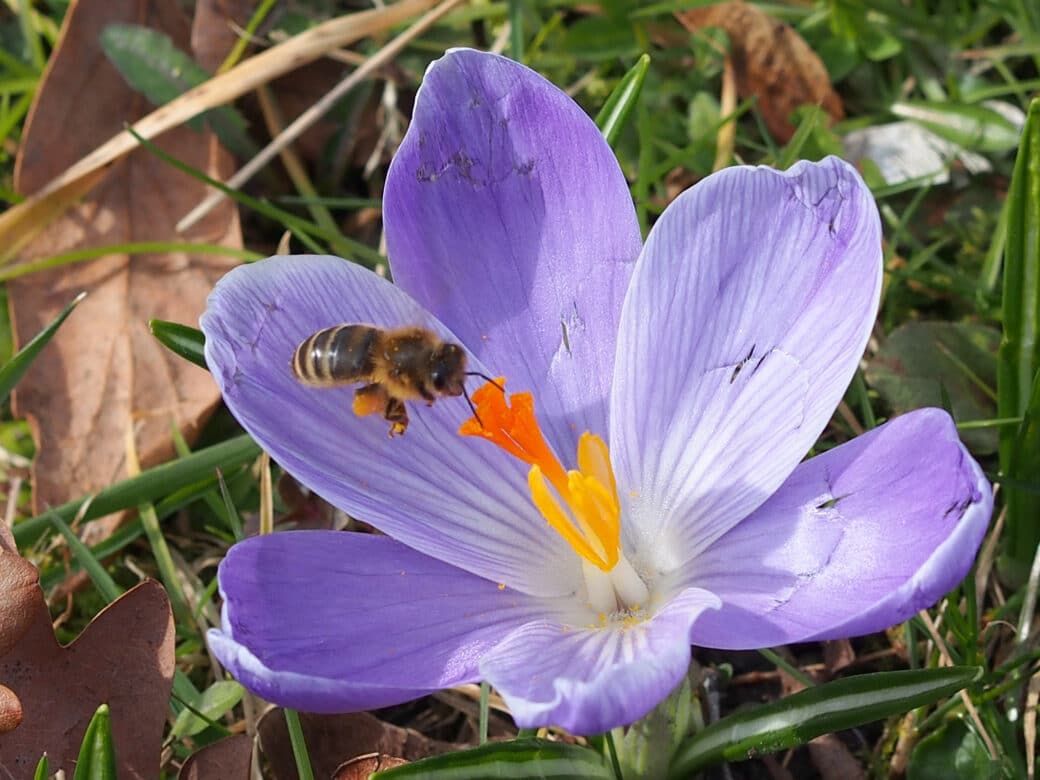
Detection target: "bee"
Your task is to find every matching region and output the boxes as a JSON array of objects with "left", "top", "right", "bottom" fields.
[{"left": 291, "top": 324, "right": 488, "bottom": 436}]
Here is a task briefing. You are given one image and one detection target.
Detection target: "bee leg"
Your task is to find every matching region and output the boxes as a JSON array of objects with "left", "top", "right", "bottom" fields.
[
  {"left": 352, "top": 384, "right": 388, "bottom": 418},
  {"left": 384, "top": 397, "right": 409, "bottom": 437}
]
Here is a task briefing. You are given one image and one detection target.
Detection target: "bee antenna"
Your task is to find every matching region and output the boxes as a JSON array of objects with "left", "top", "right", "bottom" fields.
[
  {"left": 465, "top": 371, "right": 505, "bottom": 393},
  {"left": 461, "top": 386, "right": 484, "bottom": 428}
]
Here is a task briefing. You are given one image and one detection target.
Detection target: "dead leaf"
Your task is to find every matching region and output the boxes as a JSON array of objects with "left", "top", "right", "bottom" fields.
[
  {"left": 0, "top": 579, "right": 175, "bottom": 778},
  {"left": 677, "top": 1, "right": 843, "bottom": 142},
  {"left": 823, "top": 639, "right": 856, "bottom": 674},
  {"left": 0, "top": 540, "right": 41, "bottom": 657},
  {"left": 0, "top": 686, "right": 22, "bottom": 735},
  {"left": 178, "top": 734, "right": 253, "bottom": 779},
  {"left": 10, "top": 0, "right": 242, "bottom": 537},
  {"left": 334, "top": 753, "right": 409, "bottom": 779},
  {"left": 191, "top": 0, "right": 255, "bottom": 73},
  {"left": 809, "top": 733, "right": 866, "bottom": 780},
  {"left": 0, "top": 521, "right": 15, "bottom": 554},
  {"left": 761, "top": 754, "right": 796, "bottom": 780},
  {"left": 0, "top": 0, "right": 436, "bottom": 261},
  {"left": 257, "top": 710, "right": 453, "bottom": 780}
]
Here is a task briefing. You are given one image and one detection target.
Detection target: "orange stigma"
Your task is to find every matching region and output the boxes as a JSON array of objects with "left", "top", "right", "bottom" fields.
[{"left": 460, "top": 378, "right": 621, "bottom": 571}]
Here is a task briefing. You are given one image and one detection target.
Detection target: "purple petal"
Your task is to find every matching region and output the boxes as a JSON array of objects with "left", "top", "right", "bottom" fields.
[
  {"left": 480, "top": 588, "right": 720, "bottom": 733},
  {"left": 201, "top": 256, "right": 581, "bottom": 597},
  {"left": 208, "top": 531, "right": 544, "bottom": 712},
  {"left": 685, "top": 409, "right": 991, "bottom": 649},
  {"left": 385, "top": 49, "right": 642, "bottom": 456},
  {"left": 610, "top": 158, "right": 883, "bottom": 567}
]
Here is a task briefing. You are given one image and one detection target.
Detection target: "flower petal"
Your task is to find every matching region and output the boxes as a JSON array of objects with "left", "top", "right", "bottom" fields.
[
  {"left": 209, "top": 531, "right": 545, "bottom": 712},
  {"left": 480, "top": 588, "right": 720, "bottom": 733},
  {"left": 611, "top": 157, "right": 883, "bottom": 568},
  {"left": 201, "top": 255, "right": 580, "bottom": 597},
  {"left": 385, "top": 49, "right": 642, "bottom": 455},
  {"left": 685, "top": 409, "right": 991, "bottom": 649}
]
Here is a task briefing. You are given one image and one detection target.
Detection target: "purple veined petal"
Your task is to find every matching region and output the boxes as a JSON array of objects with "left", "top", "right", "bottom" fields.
[
  {"left": 683, "top": 408, "right": 991, "bottom": 649},
  {"left": 480, "top": 587, "right": 720, "bottom": 734},
  {"left": 201, "top": 255, "right": 582, "bottom": 597},
  {"left": 385, "top": 48, "right": 642, "bottom": 457},
  {"left": 610, "top": 157, "right": 883, "bottom": 570},
  {"left": 208, "top": 531, "right": 547, "bottom": 712}
]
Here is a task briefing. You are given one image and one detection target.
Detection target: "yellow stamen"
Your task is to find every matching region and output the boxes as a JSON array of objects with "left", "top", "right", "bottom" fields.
[{"left": 460, "top": 378, "right": 621, "bottom": 571}]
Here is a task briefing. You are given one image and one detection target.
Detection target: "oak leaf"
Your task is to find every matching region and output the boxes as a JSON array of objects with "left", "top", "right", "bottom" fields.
[
  {"left": 677, "top": 1, "right": 843, "bottom": 142},
  {"left": 9, "top": 0, "right": 242, "bottom": 538},
  {"left": 0, "top": 574, "right": 175, "bottom": 778}
]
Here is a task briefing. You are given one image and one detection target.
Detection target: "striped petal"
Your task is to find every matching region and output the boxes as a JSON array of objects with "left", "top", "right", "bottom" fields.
[
  {"left": 685, "top": 409, "right": 992, "bottom": 648},
  {"left": 385, "top": 49, "right": 642, "bottom": 458},
  {"left": 202, "top": 255, "right": 581, "bottom": 597},
  {"left": 611, "top": 158, "right": 883, "bottom": 572}
]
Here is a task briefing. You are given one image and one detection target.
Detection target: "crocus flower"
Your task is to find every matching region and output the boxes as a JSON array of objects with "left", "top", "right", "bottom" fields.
[{"left": 201, "top": 49, "right": 992, "bottom": 734}]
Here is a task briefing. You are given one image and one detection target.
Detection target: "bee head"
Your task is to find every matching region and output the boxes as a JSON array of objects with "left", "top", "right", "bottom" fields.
[{"left": 429, "top": 343, "right": 467, "bottom": 396}]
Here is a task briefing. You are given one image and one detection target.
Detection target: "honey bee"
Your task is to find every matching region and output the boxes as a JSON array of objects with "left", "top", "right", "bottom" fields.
[{"left": 291, "top": 324, "right": 487, "bottom": 436}]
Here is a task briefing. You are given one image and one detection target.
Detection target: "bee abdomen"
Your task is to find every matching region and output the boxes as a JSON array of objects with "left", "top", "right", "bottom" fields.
[{"left": 292, "top": 324, "right": 377, "bottom": 386}]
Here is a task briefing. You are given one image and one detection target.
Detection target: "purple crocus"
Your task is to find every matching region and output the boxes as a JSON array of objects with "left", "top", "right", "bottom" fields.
[{"left": 201, "top": 49, "right": 992, "bottom": 734}]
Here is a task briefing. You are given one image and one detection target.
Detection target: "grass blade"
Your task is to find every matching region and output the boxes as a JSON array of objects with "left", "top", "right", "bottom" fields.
[
  {"left": 15, "top": 434, "right": 261, "bottom": 548},
  {"left": 998, "top": 97, "right": 1040, "bottom": 568},
  {"left": 47, "top": 510, "right": 123, "bottom": 603},
  {"left": 0, "top": 291, "right": 84, "bottom": 402},
  {"left": 72, "top": 704, "right": 118, "bottom": 780},
  {"left": 150, "top": 319, "right": 207, "bottom": 370},
  {"left": 595, "top": 54, "right": 650, "bottom": 147}
]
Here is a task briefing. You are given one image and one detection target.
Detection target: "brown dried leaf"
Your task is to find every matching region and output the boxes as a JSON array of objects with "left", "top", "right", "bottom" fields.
[
  {"left": 10, "top": 0, "right": 242, "bottom": 534},
  {"left": 334, "top": 753, "right": 409, "bottom": 779},
  {"left": 677, "top": 1, "right": 843, "bottom": 142},
  {"left": 0, "top": 542, "right": 41, "bottom": 657},
  {"left": 823, "top": 639, "right": 856, "bottom": 674},
  {"left": 179, "top": 734, "right": 253, "bottom": 779},
  {"left": 0, "top": 522, "right": 15, "bottom": 554},
  {"left": 809, "top": 733, "right": 866, "bottom": 780},
  {"left": 192, "top": 0, "right": 255, "bottom": 73},
  {"left": 258, "top": 710, "right": 454, "bottom": 780},
  {"left": 0, "top": 685, "right": 22, "bottom": 735},
  {"left": 0, "top": 579, "right": 175, "bottom": 778}
]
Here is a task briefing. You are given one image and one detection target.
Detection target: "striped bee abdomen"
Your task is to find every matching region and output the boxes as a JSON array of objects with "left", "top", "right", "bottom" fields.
[{"left": 291, "top": 324, "right": 378, "bottom": 386}]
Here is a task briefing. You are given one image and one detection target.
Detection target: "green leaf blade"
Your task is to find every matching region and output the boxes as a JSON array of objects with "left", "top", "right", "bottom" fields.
[
  {"left": 73, "top": 704, "right": 118, "bottom": 780},
  {"left": 373, "top": 739, "right": 614, "bottom": 779},
  {"left": 14, "top": 434, "right": 261, "bottom": 549},
  {"left": 595, "top": 53, "right": 650, "bottom": 147},
  {"left": 669, "top": 667, "right": 980, "bottom": 777},
  {"left": 0, "top": 291, "right": 84, "bottom": 403},
  {"left": 100, "top": 23, "right": 256, "bottom": 156},
  {"left": 169, "top": 681, "right": 244, "bottom": 740},
  {"left": 998, "top": 97, "right": 1040, "bottom": 567},
  {"left": 149, "top": 319, "right": 207, "bottom": 370}
]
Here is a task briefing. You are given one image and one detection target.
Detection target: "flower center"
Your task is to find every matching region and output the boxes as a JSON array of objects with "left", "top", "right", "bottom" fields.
[{"left": 459, "top": 378, "right": 649, "bottom": 613}]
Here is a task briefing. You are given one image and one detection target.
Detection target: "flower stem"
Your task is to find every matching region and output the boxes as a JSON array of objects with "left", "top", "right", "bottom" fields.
[
  {"left": 284, "top": 708, "right": 315, "bottom": 780},
  {"left": 479, "top": 680, "right": 490, "bottom": 744},
  {"left": 604, "top": 729, "right": 624, "bottom": 780}
]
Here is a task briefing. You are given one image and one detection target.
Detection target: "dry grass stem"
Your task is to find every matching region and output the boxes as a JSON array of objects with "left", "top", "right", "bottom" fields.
[
  {"left": 177, "top": 0, "right": 465, "bottom": 232},
  {"left": 0, "top": 0, "right": 439, "bottom": 262},
  {"left": 713, "top": 54, "right": 737, "bottom": 172}
]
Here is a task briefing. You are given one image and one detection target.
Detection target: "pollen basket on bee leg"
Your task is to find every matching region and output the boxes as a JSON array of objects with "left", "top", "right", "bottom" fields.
[{"left": 353, "top": 384, "right": 388, "bottom": 417}]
